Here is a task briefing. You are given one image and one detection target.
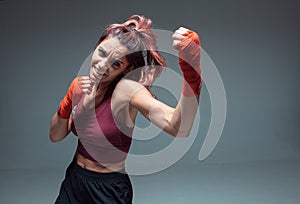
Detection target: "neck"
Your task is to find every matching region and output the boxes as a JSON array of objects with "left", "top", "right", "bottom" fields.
[
  {"left": 94, "top": 85, "right": 106, "bottom": 98},
  {"left": 95, "top": 81, "right": 114, "bottom": 99}
]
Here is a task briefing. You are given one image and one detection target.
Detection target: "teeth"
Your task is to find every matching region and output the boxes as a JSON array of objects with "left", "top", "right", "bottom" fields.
[{"left": 93, "top": 66, "right": 105, "bottom": 75}]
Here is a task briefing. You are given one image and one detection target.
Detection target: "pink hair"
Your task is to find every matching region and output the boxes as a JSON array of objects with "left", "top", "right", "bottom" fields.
[{"left": 95, "top": 15, "right": 167, "bottom": 87}]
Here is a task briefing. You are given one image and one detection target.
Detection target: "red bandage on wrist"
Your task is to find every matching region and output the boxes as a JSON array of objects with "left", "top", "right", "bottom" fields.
[
  {"left": 57, "top": 77, "right": 83, "bottom": 119},
  {"left": 177, "top": 30, "right": 202, "bottom": 96}
]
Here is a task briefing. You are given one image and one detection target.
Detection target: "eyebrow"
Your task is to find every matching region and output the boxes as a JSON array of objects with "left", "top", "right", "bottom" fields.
[
  {"left": 99, "top": 46, "right": 125, "bottom": 65},
  {"left": 98, "top": 46, "right": 107, "bottom": 56},
  {"left": 111, "top": 58, "right": 124, "bottom": 64}
]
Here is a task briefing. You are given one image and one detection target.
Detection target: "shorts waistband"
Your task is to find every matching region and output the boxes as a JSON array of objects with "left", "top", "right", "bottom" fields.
[{"left": 69, "top": 159, "right": 128, "bottom": 181}]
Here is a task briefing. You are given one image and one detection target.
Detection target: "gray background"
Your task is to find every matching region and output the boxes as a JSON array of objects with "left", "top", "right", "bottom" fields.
[{"left": 0, "top": 0, "right": 299, "bottom": 203}]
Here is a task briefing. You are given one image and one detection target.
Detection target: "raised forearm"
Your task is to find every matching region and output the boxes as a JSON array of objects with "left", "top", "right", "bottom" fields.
[
  {"left": 170, "top": 27, "right": 201, "bottom": 136},
  {"left": 170, "top": 92, "right": 199, "bottom": 137}
]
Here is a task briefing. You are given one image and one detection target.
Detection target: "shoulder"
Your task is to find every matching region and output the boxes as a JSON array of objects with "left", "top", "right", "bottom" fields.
[
  {"left": 114, "top": 79, "right": 152, "bottom": 101},
  {"left": 112, "top": 79, "right": 154, "bottom": 113},
  {"left": 115, "top": 79, "right": 144, "bottom": 91},
  {"left": 111, "top": 79, "right": 153, "bottom": 126}
]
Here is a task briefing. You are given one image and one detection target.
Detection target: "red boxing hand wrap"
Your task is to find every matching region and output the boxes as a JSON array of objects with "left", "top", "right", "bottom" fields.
[
  {"left": 177, "top": 30, "right": 202, "bottom": 96},
  {"left": 57, "top": 77, "right": 84, "bottom": 119}
]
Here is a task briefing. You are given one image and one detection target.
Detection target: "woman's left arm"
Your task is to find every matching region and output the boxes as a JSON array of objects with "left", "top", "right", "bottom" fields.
[
  {"left": 115, "top": 27, "right": 201, "bottom": 137},
  {"left": 130, "top": 86, "right": 199, "bottom": 137}
]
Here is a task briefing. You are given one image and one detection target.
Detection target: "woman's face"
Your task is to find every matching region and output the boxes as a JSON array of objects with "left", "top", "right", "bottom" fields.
[{"left": 90, "top": 36, "right": 130, "bottom": 85}]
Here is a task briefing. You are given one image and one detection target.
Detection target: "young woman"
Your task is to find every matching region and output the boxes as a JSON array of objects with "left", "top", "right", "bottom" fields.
[{"left": 50, "top": 15, "right": 202, "bottom": 204}]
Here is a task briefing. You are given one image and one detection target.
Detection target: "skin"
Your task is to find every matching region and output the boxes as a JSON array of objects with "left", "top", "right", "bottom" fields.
[
  {"left": 83, "top": 36, "right": 133, "bottom": 110},
  {"left": 49, "top": 27, "right": 199, "bottom": 173}
]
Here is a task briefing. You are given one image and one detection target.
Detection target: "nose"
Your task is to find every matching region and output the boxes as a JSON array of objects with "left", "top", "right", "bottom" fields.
[{"left": 95, "top": 60, "right": 109, "bottom": 74}]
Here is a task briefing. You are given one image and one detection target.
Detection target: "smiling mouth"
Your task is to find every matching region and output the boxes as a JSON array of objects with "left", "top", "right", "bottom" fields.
[{"left": 92, "top": 66, "right": 107, "bottom": 79}]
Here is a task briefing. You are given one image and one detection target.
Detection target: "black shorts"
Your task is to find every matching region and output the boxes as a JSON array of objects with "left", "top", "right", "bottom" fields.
[{"left": 55, "top": 159, "right": 133, "bottom": 204}]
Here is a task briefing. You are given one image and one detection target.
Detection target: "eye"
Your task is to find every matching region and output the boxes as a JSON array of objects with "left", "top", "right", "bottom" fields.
[{"left": 112, "top": 61, "right": 122, "bottom": 68}]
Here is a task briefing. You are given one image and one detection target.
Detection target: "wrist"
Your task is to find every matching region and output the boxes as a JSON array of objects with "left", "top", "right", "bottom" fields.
[{"left": 182, "top": 79, "right": 201, "bottom": 97}]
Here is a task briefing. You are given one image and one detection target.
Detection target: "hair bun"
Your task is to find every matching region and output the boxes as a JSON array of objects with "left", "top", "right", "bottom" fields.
[{"left": 127, "top": 15, "right": 152, "bottom": 30}]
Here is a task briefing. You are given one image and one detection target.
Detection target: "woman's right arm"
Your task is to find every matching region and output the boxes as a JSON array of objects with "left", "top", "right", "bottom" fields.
[
  {"left": 49, "top": 76, "right": 92, "bottom": 143},
  {"left": 49, "top": 113, "right": 72, "bottom": 143}
]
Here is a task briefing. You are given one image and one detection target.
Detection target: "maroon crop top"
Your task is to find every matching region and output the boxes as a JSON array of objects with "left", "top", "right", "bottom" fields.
[{"left": 71, "top": 94, "right": 133, "bottom": 164}]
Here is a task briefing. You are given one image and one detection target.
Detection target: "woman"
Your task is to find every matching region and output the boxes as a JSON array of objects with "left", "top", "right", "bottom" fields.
[{"left": 50, "top": 15, "right": 202, "bottom": 204}]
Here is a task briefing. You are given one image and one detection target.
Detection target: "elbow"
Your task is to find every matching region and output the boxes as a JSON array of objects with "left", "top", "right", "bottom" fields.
[
  {"left": 174, "top": 130, "right": 190, "bottom": 138},
  {"left": 49, "top": 134, "right": 60, "bottom": 143},
  {"left": 171, "top": 121, "right": 194, "bottom": 137},
  {"left": 169, "top": 127, "right": 190, "bottom": 137},
  {"left": 49, "top": 130, "right": 64, "bottom": 143},
  {"left": 167, "top": 118, "right": 193, "bottom": 137},
  {"left": 50, "top": 136, "right": 60, "bottom": 143},
  {"left": 49, "top": 112, "right": 70, "bottom": 143}
]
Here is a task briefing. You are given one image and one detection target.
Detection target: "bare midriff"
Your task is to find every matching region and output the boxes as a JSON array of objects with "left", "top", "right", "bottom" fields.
[{"left": 75, "top": 152, "right": 125, "bottom": 173}]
